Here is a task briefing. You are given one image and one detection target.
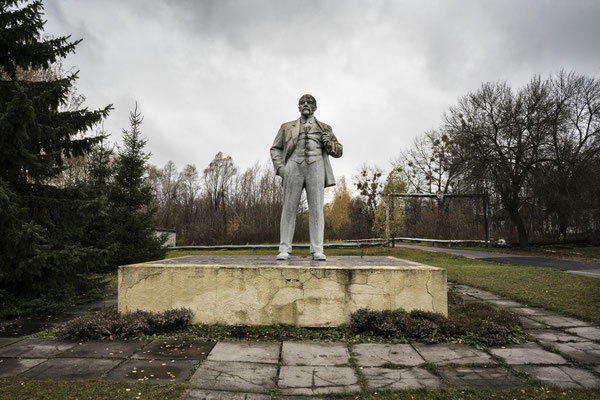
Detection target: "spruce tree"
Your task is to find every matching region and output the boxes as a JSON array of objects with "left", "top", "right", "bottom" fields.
[
  {"left": 0, "top": 0, "right": 111, "bottom": 297},
  {"left": 107, "top": 105, "right": 166, "bottom": 265}
]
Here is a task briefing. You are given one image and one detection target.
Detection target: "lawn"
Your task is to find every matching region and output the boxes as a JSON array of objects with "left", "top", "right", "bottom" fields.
[
  {"left": 166, "top": 246, "right": 600, "bottom": 325},
  {"left": 1, "top": 378, "right": 599, "bottom": 400},
  {"left": 436, "top": 243, "right": 600, "bottom": 262},
  {"left": 0, "top": 377, "right": 186, "bottom": 400},
  {"left": 363, "top": 388, "right": 600, "bottom": 399}
]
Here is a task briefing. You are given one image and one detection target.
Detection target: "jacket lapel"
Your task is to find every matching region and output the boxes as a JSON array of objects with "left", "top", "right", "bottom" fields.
[
  {"left": 291, "top": 119, "right": 300, "bottom": 139},
  {"left": 311, "top": 118, "right": 323, "bottom": 133},
  {"left": 286, "top": 119, "right": 300, "bottom": 159}
]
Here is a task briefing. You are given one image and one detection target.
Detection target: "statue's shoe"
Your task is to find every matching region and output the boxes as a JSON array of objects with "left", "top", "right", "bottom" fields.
[
  {"left": 312, "top": 253, "right": 326, "bottom": 261},
  {"left": 277, "top": 252, "right": 289, "bottom": 260}
]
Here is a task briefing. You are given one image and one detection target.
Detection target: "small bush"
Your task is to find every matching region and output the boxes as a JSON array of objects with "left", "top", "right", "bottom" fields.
[
  {"left": 349, "top": 301, "right": 524, "bottom": 347},
  {"left": 58, "top": 308, "right": 193, "bottom": 340}
]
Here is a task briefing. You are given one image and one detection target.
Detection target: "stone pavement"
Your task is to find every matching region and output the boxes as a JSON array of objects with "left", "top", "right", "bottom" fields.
[{"left": 1, "top": 284, "right": 600, "bottom": 397}]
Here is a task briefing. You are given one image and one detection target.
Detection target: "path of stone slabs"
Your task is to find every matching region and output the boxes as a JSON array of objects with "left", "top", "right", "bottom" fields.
[{"left": 0, "top": 283, "right": 599, "bottom": 398}]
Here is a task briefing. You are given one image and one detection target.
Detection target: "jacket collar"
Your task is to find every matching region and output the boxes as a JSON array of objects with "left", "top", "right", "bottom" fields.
[{"left": 292, "top": 117, "right": 322, "bottom": 134}]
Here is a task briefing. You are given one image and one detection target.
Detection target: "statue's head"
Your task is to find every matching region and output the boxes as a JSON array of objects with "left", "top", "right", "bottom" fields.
[{"left": 298, "top": 94, "right": 317, "bottom": 117}]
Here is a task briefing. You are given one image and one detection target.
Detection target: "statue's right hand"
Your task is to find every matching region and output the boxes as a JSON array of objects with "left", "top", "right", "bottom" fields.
[{"left": 277, "top": 166, "right": 285, "bottom": 178}]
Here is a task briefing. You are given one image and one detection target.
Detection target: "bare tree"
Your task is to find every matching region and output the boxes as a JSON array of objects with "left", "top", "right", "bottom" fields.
[
  {"left": 445, "top": 79, "right": 553, "bottom": 247},
  {"left": 532, "top": 71, "right": 600, "bottom": 241}
]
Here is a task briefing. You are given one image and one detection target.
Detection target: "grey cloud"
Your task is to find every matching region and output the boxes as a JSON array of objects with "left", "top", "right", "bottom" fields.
[{"left": 40, "top": 0, "right": 600, "bottom": 181}]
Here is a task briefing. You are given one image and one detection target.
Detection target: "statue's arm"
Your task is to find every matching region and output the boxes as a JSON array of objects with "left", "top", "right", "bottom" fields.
[
  {"left": 324, "top": 126, "right": 343, "bottom": 158},
  {"left": 270, "top": 124, "right": 286, "bottom": 175}
]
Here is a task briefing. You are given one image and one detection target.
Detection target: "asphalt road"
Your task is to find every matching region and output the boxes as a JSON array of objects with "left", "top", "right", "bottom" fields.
[{"left": 395, "top": 244, "right": 600, "bottom": 280}]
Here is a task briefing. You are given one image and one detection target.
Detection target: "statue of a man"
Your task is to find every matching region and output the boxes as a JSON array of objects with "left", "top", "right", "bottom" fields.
[{"left": 270, "top": 94, "right": 343, "bottom": 261}]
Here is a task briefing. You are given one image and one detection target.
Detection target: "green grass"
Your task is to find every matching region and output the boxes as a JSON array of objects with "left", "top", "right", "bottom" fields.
[
  {"left": 166, "top": 247, "right": 600, "bottom": 326},
  {"left": 360, "top": 387, "right": 600, "bottom": 400},
  {"left": 442, "top": 243, "right": 600, "bottom": 262},
  {"left": 388, "top": 247, "right": 600, "bottom": 326},
  {"left": 1, "top": 378, "right": 599, "bottom": 400},
  {"left": 0, "top": 377, "right": 186, "bottom": 400}
]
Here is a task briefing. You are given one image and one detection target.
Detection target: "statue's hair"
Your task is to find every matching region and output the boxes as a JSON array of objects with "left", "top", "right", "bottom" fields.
[{"left": 298, "top": 94, "right": 317, "bottom": 108}]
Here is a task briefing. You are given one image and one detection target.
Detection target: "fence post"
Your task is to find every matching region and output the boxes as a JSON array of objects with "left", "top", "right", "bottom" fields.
[
  {"left": 385, "top": 196, "right": 390, "bottom": 247},
  {"left": 390, "top": 196, "right": 396, "bottom": 248},
  {"left": 483, "top": 193, "right": 492, "bottom": 247}
]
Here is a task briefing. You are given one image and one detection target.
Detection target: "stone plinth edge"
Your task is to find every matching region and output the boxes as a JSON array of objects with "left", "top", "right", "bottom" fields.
[{"left": 118, "top": 256, "right": 447, "bottom": 327}]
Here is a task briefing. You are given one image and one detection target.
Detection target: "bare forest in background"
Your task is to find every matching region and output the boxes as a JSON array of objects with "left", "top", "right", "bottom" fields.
[
  {"left": 146, "top": 154, "right": 372, "bottom": 245},
  {"left": 147, "top": 72, "right": 600, "bottom": 247},
  {"left": 53, "top": 71, "right": 599, "bottom": 248}
]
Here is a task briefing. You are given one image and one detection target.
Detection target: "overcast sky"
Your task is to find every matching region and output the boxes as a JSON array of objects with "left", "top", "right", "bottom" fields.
[{"left": 43, "top": 0, "right": 600, "bottom": 184}]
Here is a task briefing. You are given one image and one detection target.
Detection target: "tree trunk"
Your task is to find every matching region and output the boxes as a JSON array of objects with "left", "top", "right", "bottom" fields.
[
  {"left": 501, "top": 189, "right": 529, "bottom": 248},
  {"left": 513, "top": 213, "right": 529, "bottom": 248}
]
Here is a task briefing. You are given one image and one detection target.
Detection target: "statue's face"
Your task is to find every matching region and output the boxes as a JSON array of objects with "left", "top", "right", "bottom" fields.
[{"left": 298, "top": 95, "right": 316, "bottom": 117}]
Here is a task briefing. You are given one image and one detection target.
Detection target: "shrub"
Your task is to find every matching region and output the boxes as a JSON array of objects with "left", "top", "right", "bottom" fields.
[
  {"left": 349, "top": 301, "right": 523, "bottom": 347},
  {"left": 58, "top": 308, "right": 193, "bottom": 340}
]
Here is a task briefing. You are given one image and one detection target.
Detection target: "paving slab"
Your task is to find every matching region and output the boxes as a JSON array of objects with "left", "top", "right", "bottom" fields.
[
  {"left": 57, "top": 339, "right": 150, "bottom": 359},
  {"left": 568, "top": 269, "right": 600, "bottom": 279},
  {"left": 282, "top": 342, "right": 349, "bottom": 366},
  {"left": 566, "top": 326, "right": 600, "bottom": 341},
  {"left": 351, "top": 343, "right": 424, "bottom": 366},
  {"left": 515, "top": 365, "right": 600, "bottom": 388},
  {"left": 543, "top": 341, "right": 600, "bottom": 364},
  {"left": 486, "top": 300, "right": 524, "bottom": 308},
  {"left": 0, "top": 319, "right": 58, "bottom": 337},
  {"left": 519, "top": 316, "right": 548, "bottom": 329},
  {"left": 106, "top": 359, "right": 198, "bottom": 383},
  {"left": 0, "top": 358, "right": 46, "bottom": 377},
  {"left": 438, "top": 366, "right": 524, "bottom": 389},
  {"left": 189, "top": 360, "right": 277, "bottom": 393},
  {"left": 512, "top": 307, "right": 554, "bottom": 317},
  {"left": 595, "top": 365, "right": 600, "bottom": 374},
  {"left": 462, "top": 289, "right": 504, "bottom": 301},
  {"left": 412, "top": 343, "right": 494, "bottom": 365},
  {"left": 456, "top": 294, "right": 480, "bottom": 302},
  {"left": 0, "top": 338, "right": 76, "bottom": 358},
  {"left": 489, "top": 343, "right": 568, "bottom": 365},
  {"left": 278, "top": 365, "right": 359, "bottom": 395},
  {"left": 132, "top": 339, "right": 215, "bottom": 360},
  {"left": 207, "top": 341, "right": 279, "bottom": 364},
  {"left": 185, "top": 390, "right": 271, "bottom": 400},
  {"left": 532, "top": 315, "right": 590, "bottom": 328},
  {"left": 0, "top": 337, "right": 23, "bottom": 348},
  {"left": 22, "top": 358, "right": 119, "bottom": 380},
  {"left": 361, "top": 367, "right": 442, "bottom": 390},
  {"left": 449, "top": 284, "right": 473, "bottom": 291},
  {"left": 527, "top": 329, "right": 589, "bottom": 343}
]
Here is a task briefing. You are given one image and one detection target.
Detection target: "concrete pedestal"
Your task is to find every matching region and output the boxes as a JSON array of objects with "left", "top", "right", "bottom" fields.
[{"left": 118, "top": 255, "right": 447, "bottom": 327}]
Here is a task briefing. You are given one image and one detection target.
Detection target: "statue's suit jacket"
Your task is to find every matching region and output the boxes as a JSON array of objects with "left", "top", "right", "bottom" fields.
[{"left": 270, "top": 118, "right": 343, "bottom": 187}]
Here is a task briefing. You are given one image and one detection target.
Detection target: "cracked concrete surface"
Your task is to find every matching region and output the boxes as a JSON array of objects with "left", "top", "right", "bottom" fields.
[
  {"left": 526, "top": 329, "right": 589, "bottom": 343},
  {"left": 278, "top": 365, "right": 360, "bottom": 395},
  {"left": 412, "top": 343, "right": 494, "bottom": 365},
  {"left": 118, "top": 256, "right": 448, "bottom": 326},
  {"left": 0, "top": 338, "right": 76, "bottom": 358},
  {"left": 541, "top": 341, "right": 600, "bottom": 364},
  {"left": 515, "top": 365, "right": 600, "bottom": 388},
  {"left": 207, "top": 342, "right": 280, "bottom": 364},
  {"left": 438, "top": 366, "right": 524, "bottom": 389},
  {"left": 362, "top": 367, "right": 442, "bottom": 390},
  {"left": 282, "top": 342, "right": 349, "bottom": 366},
  {"left": 351, "top": 343, "right": 424, "bottom": 366},
  {"left": 189, "top": 360, "right": 277, "bottom": 393},
  {"left": 489, "top": 343, "right": 569, "bottom": 365}
]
